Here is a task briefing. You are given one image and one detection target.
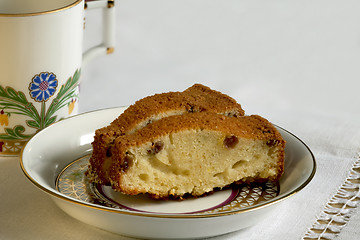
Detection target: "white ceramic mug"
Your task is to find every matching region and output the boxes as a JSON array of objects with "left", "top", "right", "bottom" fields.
[{"left": 0, "top": 0, "right": 115, "bottom": 155}]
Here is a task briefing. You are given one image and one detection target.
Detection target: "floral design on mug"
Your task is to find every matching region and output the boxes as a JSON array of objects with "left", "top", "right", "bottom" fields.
[
  {"left": 68, "top": 98, "right": 77, "bottom": 114},
  {"left": 0, "top": 69, "right": 80, "bottom": 142},
  {"left": 29, "top": 72, "right": 58, "bottom": 102},
  {"left": 0, "top": 109, "right": 10, "bottom": 126}
]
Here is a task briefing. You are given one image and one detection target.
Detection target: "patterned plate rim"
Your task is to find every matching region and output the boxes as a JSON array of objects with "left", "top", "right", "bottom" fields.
[{"left": 55, "top": 155, "right": 281, "bottom": 216}]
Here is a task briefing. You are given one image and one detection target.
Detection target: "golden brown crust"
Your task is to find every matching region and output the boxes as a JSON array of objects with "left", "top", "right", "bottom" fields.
[
  {"left": 108, "top": 83, "right": 244, "bottom": 134},
  {"left": 182, "top": 84, "right": 245, "bottom": 116},
  {"left": 109, "top": 113, "right": 285, "bottom": 195},
  {"left": 113, "top": 113, "right": 282, "bottom": 151},
  {"left": 87, "top": 84, "right": 245, "bottom": 184}
]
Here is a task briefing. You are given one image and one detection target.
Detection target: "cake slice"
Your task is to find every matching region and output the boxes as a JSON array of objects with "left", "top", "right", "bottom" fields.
[
  {"left": 106, "top": 112, "right": 285, "bottom": 199},
  {"left": 88, "top": 84, "right": 245, "bottom": 184}
]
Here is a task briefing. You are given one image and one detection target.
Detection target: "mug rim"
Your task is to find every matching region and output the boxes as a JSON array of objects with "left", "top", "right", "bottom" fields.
[{"left": 0, "top": 0, "right": 82, "bottom": 17}]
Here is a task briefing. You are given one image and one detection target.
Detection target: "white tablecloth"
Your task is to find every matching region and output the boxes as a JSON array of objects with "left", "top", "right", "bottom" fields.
[{"left": 1, "top": 0, "right": 360, "bottom": 239}]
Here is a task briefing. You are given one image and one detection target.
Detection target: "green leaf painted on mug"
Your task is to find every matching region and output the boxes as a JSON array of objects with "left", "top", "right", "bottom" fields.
[
  {"left": 26, "top": 120, "right": 41, "bottom": 129},
  {"left": 0, "top": 125, "right": 32, "bottom": 140}
]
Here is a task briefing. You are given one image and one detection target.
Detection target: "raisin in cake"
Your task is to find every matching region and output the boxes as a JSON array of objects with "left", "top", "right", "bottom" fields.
[
  {"left": 107, "top": 112, "right": 285, "bottom": 199},
  {"left": 87, "top": 84, "right": 245, "bottom": 184}
]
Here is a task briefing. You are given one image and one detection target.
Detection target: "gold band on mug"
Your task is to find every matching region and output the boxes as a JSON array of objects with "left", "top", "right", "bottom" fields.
[
  {"left": 0, "top": 0, "right": 82, "bottom": 17},
  {"left": 84, "top": 0, "right": 114, "bottom": 10},
  {"left": 108, "top": 0, "right": 115, "bottom": 8},
  {"left": 0, "top": 140, "right": 27, "bottom": 155},
  {"left": 107, "top": 47, "right": 115, "bottom": 54}
]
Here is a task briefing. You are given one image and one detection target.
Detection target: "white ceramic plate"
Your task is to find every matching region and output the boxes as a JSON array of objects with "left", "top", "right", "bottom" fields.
[{"left": 21, "top": 107, "right": 316, "bottom": 239}]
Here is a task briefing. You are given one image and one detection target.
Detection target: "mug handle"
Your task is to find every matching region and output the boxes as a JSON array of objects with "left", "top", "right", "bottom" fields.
[{"left": 83, "top": 0, "right": 115, "bottom": 66}]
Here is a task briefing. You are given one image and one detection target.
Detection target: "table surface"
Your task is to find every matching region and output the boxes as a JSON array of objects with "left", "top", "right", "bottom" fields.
[{"left": 1, "top": 1, "right": 360, "bottom": 239}]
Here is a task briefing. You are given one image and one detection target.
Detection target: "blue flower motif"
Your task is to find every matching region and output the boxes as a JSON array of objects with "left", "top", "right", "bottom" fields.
[{"left": 29, "top": 72, "right": 58, "bottom": 102}]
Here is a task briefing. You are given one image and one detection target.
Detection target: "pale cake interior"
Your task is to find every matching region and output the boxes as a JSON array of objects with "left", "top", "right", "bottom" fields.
[{"left": 115, "top": 129, "right": 283, "bottom": 198}]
